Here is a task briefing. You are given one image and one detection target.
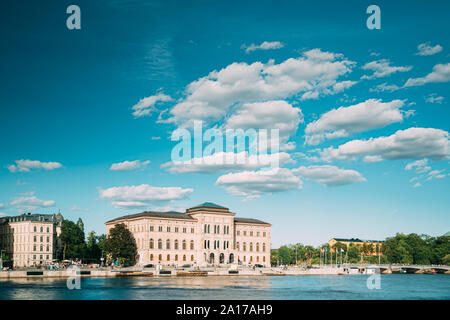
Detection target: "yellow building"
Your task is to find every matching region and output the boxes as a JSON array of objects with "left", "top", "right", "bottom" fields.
[{"left": 329, "top": 238, "right": 383, "bottom": 256}]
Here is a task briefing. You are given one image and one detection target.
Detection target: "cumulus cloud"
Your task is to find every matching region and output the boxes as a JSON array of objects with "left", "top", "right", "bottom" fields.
[
  {"left": 416, "top": 42, "right": 443, "bottom": 56},
  {"left": 7, "top": 160, "right": 62, "bottom": 173},
  {"left": 99, "top": 184, "right": 193, "bottom": 208},
  {"left": 425, "top": 93, "right": 444, "bottom": 104},
  {"left": 215, "top": 168, "right": 302, "bottom": 199},
  {"left": 243, "top": 41, "right": 284, "bottom": 54},
  {"left": 369, "top": 83, "right": 401, "bottom": 93},
  {"left": 319, "top": 127, "right": 450, "bottom": 162},
  {"left": 304, "top": 99, "right": 406, "bottom": 145},
  {"left": 131, "top": 93, "right": 173, "bottom": 118},
  {"left": 110, "top": 160, "right": 151, "bottom": 171},
  {"left": 9, "top": 194, "right": 55, "bottom": 211},
  {"left": 405, "top": 159, "right": 431, "bottom": 173},
  {"left": 404, "top": 63, "right": 450, "bottom": 87},
  {"left": 162, "top": 49, "right": 356, "bottom": 126},
  {"left": 413, "top": 182, "right": 422, "bottom": 188},
  {"left": 292, "top": 165, "right": 366, "bottom": 186},
  {"left": 162, "top": 151, "right": 294, "bottom": 174},
  {"left": 225, "top": 100, "right": 303, "bottom": 149},
  {"left": 426, "top": 169, "right": 447, "bottom": 181},
  {"left": 361, "top": 59, "right": 412, "bottom": 80}
]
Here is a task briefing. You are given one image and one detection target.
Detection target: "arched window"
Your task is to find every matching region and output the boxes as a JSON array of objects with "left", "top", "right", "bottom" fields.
[
  {"left": 166, "top": 239, "right": 170, "bottom": 250},
  {"left": 263, "top": 243, "right": 266, "bottom": 252},
  {"left": 150, "top": 239, "right": 154, "bottom": 249},
  {"left": 158, "top": 254, "right": 162, "bottom": 261},
  {"left": 150, "top": 254, "right": 153, "bottom": 261},
  {"left": 175, "top": 239, "right": 179, "bottom": 250},
  {"left": 243, "top": 242, "right": 246, "bottom": 251},
  {"left": 256, "top": 243, "right": 260, "bottom": 252},
  {"left": 263, "top": 256, "right": 266, "bottom": 262},
  {"left": 207, "top": 240, "right": 210, "bottom": 249},
  {"left": 257, "top": 256, "right": 259, "bottom": 262},
  {"left": 250, "top": 243, "right": 253, "bottom": 252},
  {"left": 182, "top": 240, "right": 187, "bottom": 250},
  {"left": 191, "top": 255, "right": 194, "bottom": 261},
  {"left": 204, "top": 224, "right": 207, "bottom": 233},
  {"left": 183, "top": 255, "right": 186, "bottom": 261},
  {"left": 207, "top": 225, "right": 210, "bottom": 233},
  {"left": 158, "top": 239, "right": 162, "bottom": 249},
  {"left": 167, "top": 254, "right": 170, "bottom": 261},
  {"left": 190, "top": 240, "right": 194, "bottom": 250},
  {"left": 237, "top": 242, "right": 240, "bottom": 251},
  {"left": 175, "top": 254, "right": 178, "bottom": 261}
]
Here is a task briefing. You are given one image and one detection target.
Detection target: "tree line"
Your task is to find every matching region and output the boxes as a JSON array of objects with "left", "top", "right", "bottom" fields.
[
  {"left": 271, "top": 233, "right": 450, "bottom": 266},
  {"left": 60, "top": 220, "right": 136, "bottom": 266}
]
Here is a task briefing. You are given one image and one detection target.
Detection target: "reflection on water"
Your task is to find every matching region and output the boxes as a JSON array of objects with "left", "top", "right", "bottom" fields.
[{"left": 0, "top": 275, "right": 449, "bottom": 300}]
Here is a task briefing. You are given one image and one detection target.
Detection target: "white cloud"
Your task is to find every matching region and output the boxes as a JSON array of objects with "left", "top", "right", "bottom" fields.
[
  {"left": 215, "top": 168, "right": 302, "bottom": 199},
  {"left": 416, "top": 42, "right": 443, "bottom": 56},
  {"left": 163, "top": 49, "right": 356, "bottom": 126},
  {"left": 426, "top": 169, "right": 446, "bottom": 181},
  {"left": 305, "top": 99, "right": 405, "bottom": 145},
  {"left": 361, "top": 59, "right": 412, "bottom": 79},
  {"left": 405, "top": 159, "right": 431, "bottom": 173},
  {"left": 162, "top": 151, "right": 294, "bottom": 174},
  {"left": 151, "top": 136, "right": 161, "bottom": 140},
  {"left": 319, "top": 127, "right": 450, "bottom": 162},
  {"left": 71, "top": 205, "right": 89, "bottom": 212},
  {"left": 425, "top": 93, "right": 444, "bottom": 104},
  {"left": 110, "top": 160, "right": 151, "bottom": 171},
  {"left": 413, "top": 182, "right": 422, "bottom": 188},
  {"left": 7, "top": 160, "right": 62, "bottom": 173},
  {"left": 292, "top": 165, "right": 366, "bottom": 186},
  {"left": 363, "top": 155, "right": 383, "bottom": 163},
  {"left": 404, "top": 63, "right": 450, "bottom": 87},
  {"left": 9, "top": 194, "right": 55, "bottom": 211},
  {"left": 131, "top": 93, "right": 173, "bottom": 118},
  {"left": 369, "top": 82, "right": 401, "bottom": 93},
  {"left": 225, "top": 100, "right": 303, "bottom": 148},
  {"left": 243, "top": 41, "right": 284, "bottom": 54},
  {"left": 99, "top": 184, "right": 193, "bottom": 209}
]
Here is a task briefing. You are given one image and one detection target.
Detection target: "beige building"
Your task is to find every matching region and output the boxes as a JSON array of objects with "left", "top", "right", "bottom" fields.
[
  {"left": 0, "top": 213, "right": 63, "bottom": 267},
  {"left": 105, "top": 202, "right": 271, "bottom": 267}
]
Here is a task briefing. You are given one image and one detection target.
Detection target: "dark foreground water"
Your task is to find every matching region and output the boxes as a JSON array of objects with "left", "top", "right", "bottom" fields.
[{"left": 0, "top": 275, "right": 449, "bottom": 300}]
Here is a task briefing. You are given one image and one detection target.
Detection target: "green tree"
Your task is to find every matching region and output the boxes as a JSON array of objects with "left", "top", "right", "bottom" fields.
[
  {"left": 277, "top": 246, "right": 291, "bottom": 265},
  {"left": 347, "top": 244, "right": 361, "bottom": 263},
  {"left": 104, "top": 224, "right": 137, "bottom": 265},
  {"left": 60, "top": 219, "right": 87, "bottom": 260},
  {"left": 86, "top": 231, "right": 103, "bottom": 262},
  {"left": 442, "top": 254, "right": 450, "bottom": 265}
]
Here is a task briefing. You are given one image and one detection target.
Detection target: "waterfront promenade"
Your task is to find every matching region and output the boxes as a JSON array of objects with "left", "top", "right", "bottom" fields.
[{"left": 1, "top": 264, "right": 449, "bottom": 279}]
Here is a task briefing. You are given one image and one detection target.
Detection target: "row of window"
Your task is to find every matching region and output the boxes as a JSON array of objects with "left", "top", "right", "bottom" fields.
[
  {"left": 203, "top": 240, "right": 230, "bottom": 250},
  {"left": 236, "top": 242, "right": 267, "bottom": 252},
  {"left": 150, "top": 254, "right": 194, "bottom": 262},
  {"left": 149, "top": 239, "right": 195, "bottom": 250},
  {"left": 33, "top": 236, "right": 51, "bottom": 243},
  {"left": 1, "top": 225, "right": 51, "bottom": 234},
  {"left": 147, "top": 226, "right": 195, "bottom": 234},
  {"left": 203, "top": 224, "right": 230, "bottom": 234},
  {"left": 236, "top": 230, "right": 267, "bottom": 237}
]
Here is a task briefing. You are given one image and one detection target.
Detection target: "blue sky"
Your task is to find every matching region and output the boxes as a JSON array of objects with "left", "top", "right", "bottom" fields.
[{"left": 0, "top": 0, "right": 449, "bottom": 247}]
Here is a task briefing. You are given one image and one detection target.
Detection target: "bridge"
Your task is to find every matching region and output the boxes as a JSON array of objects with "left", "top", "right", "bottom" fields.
[{"left": 341, "top": 264, "right": 450, "bottom": 274}]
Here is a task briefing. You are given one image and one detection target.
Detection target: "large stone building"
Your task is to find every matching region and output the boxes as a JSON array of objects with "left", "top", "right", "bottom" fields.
[
  {"left": 329, "top": 237, "right": 383, "bottom": 256},
  {"left": 0, "top": 213, "right": 63, "bottom": 267},
  {"left": 105, "top": 202, "right": 271, "bottom": 267}
]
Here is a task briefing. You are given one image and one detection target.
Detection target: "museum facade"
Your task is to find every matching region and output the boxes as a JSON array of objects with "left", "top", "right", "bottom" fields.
[{"left": 105, "top": 202, "right": 271, "bottom": 267}]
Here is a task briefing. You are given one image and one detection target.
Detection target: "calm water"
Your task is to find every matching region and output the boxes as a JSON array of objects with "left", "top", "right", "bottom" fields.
[{"left": 0, "top": 275, "right": 449, "bottom": 300}]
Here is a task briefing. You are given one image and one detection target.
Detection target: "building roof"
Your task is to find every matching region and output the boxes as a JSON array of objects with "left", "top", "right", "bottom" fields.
[
  {"left": 106, "top": 211, "right": 196, "bottom": 223},
  {"left": 332, "top": 237, "right": 383, "bottom": 243},
  {"left": 0, "top": 213, "right": 63, "bottom": 225},
  {"left": 190, "top": 202, "right": 228, "bottom": 209},
  {"left": 234, "top": 217, "right": 270, "bottom": 225}
]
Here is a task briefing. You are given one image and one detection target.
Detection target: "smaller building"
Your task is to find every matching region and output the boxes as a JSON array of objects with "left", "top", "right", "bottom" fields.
[
  {"left": 0, "top": 213, "right": 63, "bottom": 267},
  {"left": 329, "top": 237, "right": 383, "bottom": 256}
]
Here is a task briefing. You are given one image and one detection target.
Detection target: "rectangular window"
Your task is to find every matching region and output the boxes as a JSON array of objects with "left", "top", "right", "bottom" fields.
[
  {"left": 47, "top": 227, "right": 49, "bottom": 233},
  {"left": 191, "top": 228, "right": 194, "bottom": 234},
  {"left": 263, "top": 232, "right": 266, "bottom": 237},
  {"left": 158, "top": 226, "right": 162, "bottom": 232},
  {"left": 250, "top": 231, "right": 253, "bottom": 236},
  {"left": 175, "top": 227, "right": 179, "bottom": 233},
  {"left": 183, "top": 228, "right": 186, "bottom": 233},
  {"left": 237, "top": 231, "right": 240, "bottom": 236},
  {"left": 150, "top": 226, "right": 154, "bottom": 232},
  {"left": 244, "top": 231, "right": 247, "bottom": 236},
  {"left": 167, "top": 226, "right": 170, "bottom": 232}
]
